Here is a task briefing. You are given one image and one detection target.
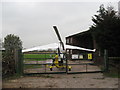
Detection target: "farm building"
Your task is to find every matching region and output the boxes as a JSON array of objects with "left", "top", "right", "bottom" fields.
[
  {"left": 66, "top": 30, "right": 102, "bottom": 63},
  {"left": 0, "top": 48, "right": 5, "bottom": 51}
]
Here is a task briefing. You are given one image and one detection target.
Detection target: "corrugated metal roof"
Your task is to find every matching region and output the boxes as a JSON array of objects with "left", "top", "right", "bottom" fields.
[
  {"left": 0, "top": 48, "right": 5, "bottom": 50},
  {"left": 66, "top": 30, "right": 91, "bottom": 38}
]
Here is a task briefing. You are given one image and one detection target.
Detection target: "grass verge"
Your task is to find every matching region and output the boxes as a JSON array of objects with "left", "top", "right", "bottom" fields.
[
  {"left": 103, "top": 67, "right": 120, "bottom": 78},
  {"left": 99, "top": 65, "right": 119, "bottom": 78},
  {"left": 24, "top": 64, "right": 42, "bottom": 69},
  {"left": 3, "top": 73, "right": 22, "bottom": 81},
  {"left": 103, "top": 72, "right": 120, "bottom": 78}
]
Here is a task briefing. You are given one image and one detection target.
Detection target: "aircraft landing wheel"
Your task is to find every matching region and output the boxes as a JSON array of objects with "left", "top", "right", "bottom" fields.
[
  {"left": 50, "top": 68, "right": 52, "bottom": 71},
  {"left": 69, "top": 68, "right": 71, "bottom": 71}
]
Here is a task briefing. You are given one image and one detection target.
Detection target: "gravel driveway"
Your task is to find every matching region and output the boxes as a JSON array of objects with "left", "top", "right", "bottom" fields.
[{"left": 2, "top": 73, "right": 119, "bottom": 88}]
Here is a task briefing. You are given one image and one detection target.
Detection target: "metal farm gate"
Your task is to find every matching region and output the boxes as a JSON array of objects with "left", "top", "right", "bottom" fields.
[
  {"left": 66, "top": 53, "right": 103, "bottom": 74},
  {"left": 23, "top": 52, "right": 67, "bottom": 75},
  {"left": 22, "top": 52, "right": 106, "bottom": 75}
]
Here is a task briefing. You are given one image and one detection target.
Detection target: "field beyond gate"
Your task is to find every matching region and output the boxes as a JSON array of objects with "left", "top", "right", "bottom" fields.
[
  {"left": 23, "top": 52, "right": 67, "bottom": 74},
  {"left": 23, "top": 52, "right": 103, "bottom": 75}
]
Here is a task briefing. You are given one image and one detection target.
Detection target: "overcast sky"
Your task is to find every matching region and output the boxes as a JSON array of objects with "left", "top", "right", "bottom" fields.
[{"left": 1, "top": 0, "right": 119, "bottom": 49}]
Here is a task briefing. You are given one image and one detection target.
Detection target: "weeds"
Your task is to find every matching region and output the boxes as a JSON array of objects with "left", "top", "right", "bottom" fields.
[{"left": 3, "top": 73, "right": 22, "bottom": 81}]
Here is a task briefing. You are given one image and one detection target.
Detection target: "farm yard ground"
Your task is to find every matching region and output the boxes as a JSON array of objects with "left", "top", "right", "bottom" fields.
[
  {"left": 2, "top": 73, "right": 119, "bottom": 88},
  {"left": 3, "top": 57, "right": 119, "bottom": 88},
  {"left": 2, "top": 59, "right": 119, "bottom": 89}
]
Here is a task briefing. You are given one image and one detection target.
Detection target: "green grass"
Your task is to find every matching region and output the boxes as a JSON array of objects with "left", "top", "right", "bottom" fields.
[
  {"left": 24, "top": 64, "right": 42, "bottom": 69},
  {"left": 99, "top": 65, "right": 120, "bottom": 78},
  {"left": 3, "top": 73, "right": 22, "bottom": 81},
  {"left": 24, "top": 54, "right": 56, "bottom": 61},
  {"left": 103, "top": 67, "right": 120, "bottom": 78},
  {"left": 23, "top": 54, "right": 56, "bottom": 69},
  {"left": 103, "top": 72, "right": 120, "bottom": 78}
]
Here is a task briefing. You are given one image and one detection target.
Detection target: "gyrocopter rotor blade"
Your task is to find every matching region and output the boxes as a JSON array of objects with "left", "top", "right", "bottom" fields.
[{"left": 53, "top": 26, "right": 65, "bottom": 50}]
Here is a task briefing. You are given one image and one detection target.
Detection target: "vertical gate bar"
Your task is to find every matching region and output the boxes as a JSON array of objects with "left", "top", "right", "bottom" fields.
[
  {"left": 18, "top": 49, "right": 20, "bottom": 74},
  {"left": 45, "top": 53, "right": 46, "bottom": 73},
  {"left": 45, "top": 53, "right": 46, "bottom": 60},
  {"left": 22, "top": 52, "right": 24, "bottom": 75},
  {"left": 44, "top": 53, "right": 47, "bottom": 73},
  {"left": 79, "top": 54, "right": 80, "bottom": 64},
  {"left": 45, "top": 64, "right": 46, "bottom": 73},
  {"left": 21, "top": 50, "right": 24, "bottom": 75},
  {"left": 37, "top": 60, "right": 38, "bottom": 64},
  {"left": 104, "top": 49, "right": 109, "bottom": 72},
  {"left": 106, "top": 50, "right": 109, "bottom": 72},
  {"left": 104, "top": 49, "right": 106, "bottom": 71},
  {"left": 66, "top": 53, "right": 68, "bottom": 73},
  {"left": 37, "top": 53, "right": 38, "bottom": 64},
  {"left": 86, "top": 64, "right": 87, "bottom": 72}
]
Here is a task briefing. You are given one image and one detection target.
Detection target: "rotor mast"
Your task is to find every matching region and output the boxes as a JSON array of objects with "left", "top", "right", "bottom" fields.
[{"left": 53, "top": 26, "right": 65, "bottom": 51}]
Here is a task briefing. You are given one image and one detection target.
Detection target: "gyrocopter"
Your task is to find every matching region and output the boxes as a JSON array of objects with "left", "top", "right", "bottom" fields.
[{"left": 49, "top": 26, "right": 72, "bottom": 71}]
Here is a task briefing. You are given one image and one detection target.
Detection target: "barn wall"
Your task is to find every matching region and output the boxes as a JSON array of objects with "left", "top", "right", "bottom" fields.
[
  {"left": 66, "top": 32, "right": 94, "bottom": 54},
  {"left": 66, "top": 31, "right": 104, "bottom": 64}
]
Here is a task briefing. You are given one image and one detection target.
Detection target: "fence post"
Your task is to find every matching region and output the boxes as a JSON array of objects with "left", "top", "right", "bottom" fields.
[
  {"left": 18, "top": 49, "right": 23, "bottom": 75},
  {"left": 14, "top": 49, "right": 19, "bottom": 74},
  {"left": 65, "top": 53, "right": 68, "bottom": 74},
  {"left": 14, "top": 49, "right": 23, "bottom": 75},
  {"left": 104, "top": 49, "right": 109, "bottom": 72}
]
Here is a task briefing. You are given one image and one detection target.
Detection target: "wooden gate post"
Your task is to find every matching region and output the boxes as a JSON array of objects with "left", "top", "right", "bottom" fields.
[
  {"left": 18, "top": 49, "right": 23, "bottom": 75},
  {"left": 14, "top": 49, "right": 23, "bottom": 75},
  {"left": 104, "top": 49, "right": 109, "bottom": 72},
  {"left": 14, "top": 49, "right": 19, "bottom": 74}
]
